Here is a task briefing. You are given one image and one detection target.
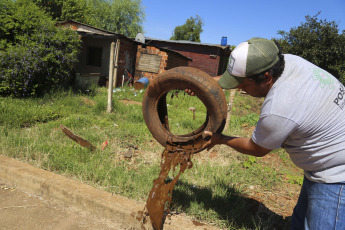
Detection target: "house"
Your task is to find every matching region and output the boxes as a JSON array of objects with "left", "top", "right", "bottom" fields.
[
  {"left": 56, "top": 20, "right": 192, "bottom": 88},
  {"left": 144, "top": 38, "right": 231, "bottom": 77},
  {"left": 57, "top": 20, "right": 138, "bottom": 88}
]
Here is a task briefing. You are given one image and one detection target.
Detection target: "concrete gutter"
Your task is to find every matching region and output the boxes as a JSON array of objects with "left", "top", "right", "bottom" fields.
[{"left": 0, "top": 155, "right": 220, "bottom": 230}]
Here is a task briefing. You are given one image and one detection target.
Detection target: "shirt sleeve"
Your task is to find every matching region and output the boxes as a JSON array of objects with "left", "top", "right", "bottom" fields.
[{"left": 252, "top": 114, "right": 298, "bottom": 150}]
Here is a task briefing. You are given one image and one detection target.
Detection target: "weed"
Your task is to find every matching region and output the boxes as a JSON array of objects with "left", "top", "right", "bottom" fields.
[
  {"left": 242, "top": 156, "right": 257, "bottom": 169},
  {"left": 286, "top": 174, "right": 304, "bottom": 186}
]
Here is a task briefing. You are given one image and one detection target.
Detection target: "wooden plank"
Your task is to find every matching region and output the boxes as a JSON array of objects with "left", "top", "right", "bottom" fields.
[
  {"left": 137, "top": 54, "right": 161, "bottom": 73},
  {"left": 60, "top": 125, "right": 96, "bottom": 151}
]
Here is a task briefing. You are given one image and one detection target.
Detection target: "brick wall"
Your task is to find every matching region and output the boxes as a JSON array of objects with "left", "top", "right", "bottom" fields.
[
  {"left": 135, "top": 45, "right": 190, "bottom": 81},
  {"left": 135, "top": 45, "right": 167, "bottom": 80}
]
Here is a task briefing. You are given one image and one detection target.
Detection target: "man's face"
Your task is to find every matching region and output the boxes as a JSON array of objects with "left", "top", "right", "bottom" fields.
[{"left": 236, "top": 77, "right": 271, "bottom": 98}]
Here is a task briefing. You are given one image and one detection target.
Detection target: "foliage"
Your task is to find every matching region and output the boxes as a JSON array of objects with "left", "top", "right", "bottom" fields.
[
  {"left": 32, "top": 0, "right": 145, "bottom": 38},
  {"left": 31, "top": 0, "right": 88, "bottom": 22},
  {"left": 286, "top": 174, "right": 304, "bottom": 186},
  {"left": 0, "top": 0, "right": 15, "bottom": 49},
  {"left": 86, "top": 0, "right": 144, "bottom": 37},
  {"left": 0, "top": 0, "right": 81, "bottom": 97},
  {"left": 242, "top": 155, "right": 257, "bottom": 169},
  {"left": 277, "top": 12, "right": 345, "bottom": 84},
  {"left": 170, "top": 15, "right": 204, "bottom": 42}
]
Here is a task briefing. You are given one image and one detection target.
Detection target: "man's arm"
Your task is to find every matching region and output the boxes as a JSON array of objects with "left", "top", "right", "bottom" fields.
[{"left": 203, "top": 131, "right": 271, "bottom": 157}]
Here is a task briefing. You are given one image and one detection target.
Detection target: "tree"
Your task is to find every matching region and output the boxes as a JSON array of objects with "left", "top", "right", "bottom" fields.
[
  {"left": 86, "top": 0, "right": 144, "bottom": 37},
  {"left": 170, "top": 15, "right": 204, "bottom": 42},
  {"left": 32, "top": 0, "right": 145, "bottom": 38},
  {"left": 277, "top": 12, "right": 345, "bottom": 84},
  {"left": 0, "top": 0, "right": 81, "bottom": 97},
  {"left": 31, "top": 0, "right": 88, "bottom": 22},
  {"left": 0, "top": 0, "right": 16, "bottom": 49}
]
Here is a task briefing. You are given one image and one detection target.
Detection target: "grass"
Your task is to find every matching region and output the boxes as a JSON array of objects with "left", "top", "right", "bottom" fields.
[
  {"left": 165, "top": 89, "right": 207, "bottom": 135},
  {"left": 0, "top": 85, "right": 303, "bottom": 229}
]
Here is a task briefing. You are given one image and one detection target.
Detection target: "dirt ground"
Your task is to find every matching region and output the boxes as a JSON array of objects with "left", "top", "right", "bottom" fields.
[
  {"left": 247, "top": 152, "right": 302, "bottom": 217},
  {"left": 0, "top": 181, "right": 125, "bottom": 230}
]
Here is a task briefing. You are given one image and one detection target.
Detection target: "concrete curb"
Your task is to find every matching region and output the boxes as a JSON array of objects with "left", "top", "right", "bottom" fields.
[{"left": 0, "top": 155, "right": 220, "bottom": 230}]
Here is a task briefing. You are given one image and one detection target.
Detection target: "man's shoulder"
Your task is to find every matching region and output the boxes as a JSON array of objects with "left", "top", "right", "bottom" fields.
[{"left": 283, "top": 54, "right": 306, "bottom": 63}]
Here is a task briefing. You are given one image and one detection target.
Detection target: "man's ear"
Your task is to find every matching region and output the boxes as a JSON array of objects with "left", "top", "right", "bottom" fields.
[{"left": 264, "top": 72, "right": 273, "bottom": 85}]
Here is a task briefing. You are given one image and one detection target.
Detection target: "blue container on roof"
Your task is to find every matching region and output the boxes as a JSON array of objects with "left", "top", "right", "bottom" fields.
[{"left": 221, "top": 36, "right": 227, "bottom": 46}]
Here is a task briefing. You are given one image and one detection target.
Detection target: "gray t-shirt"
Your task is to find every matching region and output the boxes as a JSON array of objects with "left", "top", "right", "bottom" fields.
[{"left": 252, "top": 54, "right": 345, "bottom": 183}]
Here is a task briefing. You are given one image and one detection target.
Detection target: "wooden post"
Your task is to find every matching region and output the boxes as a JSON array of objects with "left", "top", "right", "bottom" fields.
[
  {"left": 113, "top": 39, "right": 121, "bottom": 87},
  {"left": 224, "top": 89, "right": 236, "bottom": 131},
  {"left": 107, "top": 42, "right": 115, "bottom": 113}
]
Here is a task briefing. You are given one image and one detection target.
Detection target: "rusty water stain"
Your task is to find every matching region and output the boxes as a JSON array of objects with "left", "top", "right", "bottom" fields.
[{"left": 137, "top": 141, "right": 207, "bottom": 230}]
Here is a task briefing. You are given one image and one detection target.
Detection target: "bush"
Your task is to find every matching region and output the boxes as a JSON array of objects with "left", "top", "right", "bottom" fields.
[
  {"left": 277, "top": 13, "right": 345, "bottom": 84},
  {"left": 0, "top": 0, "right": 81, "bottom": 97}
]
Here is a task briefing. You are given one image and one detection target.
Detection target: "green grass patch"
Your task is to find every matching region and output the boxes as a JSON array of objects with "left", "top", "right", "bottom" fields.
[{"left": 0, "top": 86, "right": 300, "bottom": 229}]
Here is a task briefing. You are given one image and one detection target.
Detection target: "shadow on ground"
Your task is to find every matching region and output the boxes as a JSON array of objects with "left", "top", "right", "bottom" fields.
[{"left": 171, "top": 180, "right": 291, "bottom": 229}]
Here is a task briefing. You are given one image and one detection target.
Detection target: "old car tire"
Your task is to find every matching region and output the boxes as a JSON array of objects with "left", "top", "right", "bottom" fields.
[{"left": 142, "top": 66, "right": 227, "bottom": 153}]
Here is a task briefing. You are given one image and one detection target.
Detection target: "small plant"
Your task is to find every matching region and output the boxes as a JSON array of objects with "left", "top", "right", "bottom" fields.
[
  {"left": 242, "top": 155, "right": 257, "bottom": 169},
  {"left": 286, "top": 174, "right": 304, "bottom": 186}
]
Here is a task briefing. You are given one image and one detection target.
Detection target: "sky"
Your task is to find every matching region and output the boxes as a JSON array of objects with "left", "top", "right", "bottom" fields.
[{"left": 140, "top": 0, "right": 345, "bottom": 47}]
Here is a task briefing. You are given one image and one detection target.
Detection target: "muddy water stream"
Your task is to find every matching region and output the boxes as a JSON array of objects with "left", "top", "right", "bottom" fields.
[{"left": 141, "top": 143, "right": 196, "bottom": 229}]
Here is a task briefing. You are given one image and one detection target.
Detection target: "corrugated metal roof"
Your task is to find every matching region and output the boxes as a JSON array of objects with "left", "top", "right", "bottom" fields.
[
  {"left": 56, "top": 20, "right": 193, "bottom": 61},
  {"left": 145, "top": 37, "right": 230, "bottom": 49},
  {"left": 57, "top": 20, "right": 121, "bottom": 36}
]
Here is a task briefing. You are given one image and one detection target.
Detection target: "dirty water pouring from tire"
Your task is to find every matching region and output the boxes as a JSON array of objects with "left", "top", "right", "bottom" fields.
[
  {"left": 136, "top": 93, "right": 207, "bottom": 229},
  {"left": 139, "top": 91, "right": 206, "bottom": 229},
  {"left": 138, "top": 142, "right": 200, "bottom": 230},
  {"left": 138, "top": 67, "right": 228, "bottom": 229}
]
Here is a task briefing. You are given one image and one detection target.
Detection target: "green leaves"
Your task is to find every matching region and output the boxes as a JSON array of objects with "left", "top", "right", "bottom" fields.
[
  {"left": 277, "top": 12, "right": 345, "bottom": 84},
  {"left": 0, "top": 0, "right": 81, "bottom": 97},
  {"left": 86, "top": 0, "right": 144, "bottom": 37},
  {"left": 31, "top": 0, "right": 145, "bottom": 38},
  {"left": 170, "top": 15, "right": 204, "bottom": 42},
  {"left": 242, "top": 156, "right": 257, "bottom": 169}
]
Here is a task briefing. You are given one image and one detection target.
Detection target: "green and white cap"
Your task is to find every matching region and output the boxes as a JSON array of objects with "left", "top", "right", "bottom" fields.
[{"left": 218, "top": 37, "right": 279, "bottom": 89}]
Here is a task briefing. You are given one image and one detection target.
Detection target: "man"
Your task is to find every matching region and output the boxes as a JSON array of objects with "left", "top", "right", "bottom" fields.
[{"left": 199, "top": 37, "right": 345, "bottom": 229}]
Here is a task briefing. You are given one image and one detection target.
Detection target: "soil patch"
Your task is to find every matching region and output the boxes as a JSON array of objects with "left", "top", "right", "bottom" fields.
[
  {"left": 247, "top": 152, "right": 302, "bottom": 218},
  {"left": 119, "top": 99, "right": 142, "bottom": 106}
]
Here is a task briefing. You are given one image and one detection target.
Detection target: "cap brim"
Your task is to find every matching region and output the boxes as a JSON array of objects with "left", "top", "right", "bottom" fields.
[{"left": 218, "top": 70, "right": 246, "bottom": 89}]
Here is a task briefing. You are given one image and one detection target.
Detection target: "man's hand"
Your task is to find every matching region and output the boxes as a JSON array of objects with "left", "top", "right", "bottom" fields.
[
  {"left": 202, "top": 131, "right": 222, "bottom": 151},
  {"left": 185, "top": 88, "right": 195, "bottom": 96}
]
